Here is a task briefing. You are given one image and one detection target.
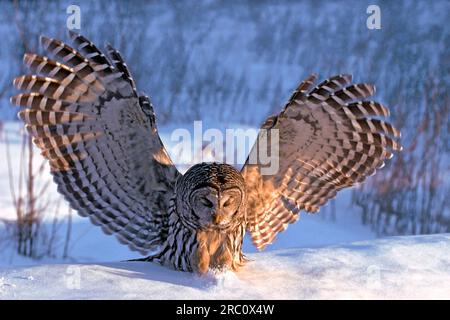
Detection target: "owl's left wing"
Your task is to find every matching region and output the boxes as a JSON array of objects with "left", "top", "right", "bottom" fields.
[
  {"left": 11, "top": 32, "right": 181, "bottom": 255},
  {"left": 242, "top": 74, "right": 402, "bottom": 250}
]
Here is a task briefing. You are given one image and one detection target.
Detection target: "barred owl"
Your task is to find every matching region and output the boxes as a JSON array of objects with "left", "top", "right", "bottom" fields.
[{"left": 11, "top": 32, "right": 401, "bottom": 273}]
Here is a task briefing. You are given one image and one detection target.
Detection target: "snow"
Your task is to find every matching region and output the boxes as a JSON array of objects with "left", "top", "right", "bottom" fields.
[
  {"left": 0, "top": 124, "right": 449, "bottom": 300},
  {"left": 1, "top": 234, "right": 449, "bottom": 299},
  {"left": 1, "top": 122, "right": 448, "bottom": 300}
]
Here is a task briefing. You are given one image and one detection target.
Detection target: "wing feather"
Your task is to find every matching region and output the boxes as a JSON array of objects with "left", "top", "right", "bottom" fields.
[
  {"left": 242, "top": 74, "right": 402, "bottom": 250},
  {"left": 11, "top": 32, "right": 180, "bottom": 255}
]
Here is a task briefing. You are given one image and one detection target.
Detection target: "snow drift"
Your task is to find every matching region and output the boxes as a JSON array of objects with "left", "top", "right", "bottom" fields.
[{"left": 1, "top": 233, "right": 449, "bottom": 299}]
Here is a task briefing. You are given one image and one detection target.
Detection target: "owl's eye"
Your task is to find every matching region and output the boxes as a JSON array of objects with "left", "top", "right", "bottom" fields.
[
  {"left": 201, "top": 198, "right": 213, "bottom": 208},
  {"left": 223, "top": 198, "right": 234, "bottom": 207}
]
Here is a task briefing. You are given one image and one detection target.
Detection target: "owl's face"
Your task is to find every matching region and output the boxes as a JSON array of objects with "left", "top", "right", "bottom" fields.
[
  {"left": 190, "top": 186, "right": 242, "bottom": 228},
  {"left": 176, "top": 162, "right": 247, "bottom": 230}
]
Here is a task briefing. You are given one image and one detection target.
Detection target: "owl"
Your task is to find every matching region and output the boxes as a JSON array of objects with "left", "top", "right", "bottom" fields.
[{"left": 11, "top": 32, "right": 401, "bottom": 273}]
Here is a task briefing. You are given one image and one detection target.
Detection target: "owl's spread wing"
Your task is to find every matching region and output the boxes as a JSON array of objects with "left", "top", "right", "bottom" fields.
[
  {"left": 242, "top": 74, "right": 402, "bottom": 250},
  {"left": 11, "top": 32, "right": 181, "bottom": 255}
]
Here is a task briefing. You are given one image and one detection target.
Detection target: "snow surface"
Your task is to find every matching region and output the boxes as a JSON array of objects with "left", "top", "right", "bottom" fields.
[
  {"left": 1, "top": 124, "right": 449, "bottom": 299},
  {"left": 1, "top": 234, "right": 449, "bottom": 299}
]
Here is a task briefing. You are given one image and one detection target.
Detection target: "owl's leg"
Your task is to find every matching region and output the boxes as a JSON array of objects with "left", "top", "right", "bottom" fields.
[
  {"left": 213, "top": 248, "right": 234, "bottom": 271},
  {"left": 194, "top": 229, "right": 247, "bottom": 274},
  {"left": 195, "top": 230, "right": 228, "bottom": 274},
  {"left": 195, "top": 242, "right": 211, "bottom": 274}
]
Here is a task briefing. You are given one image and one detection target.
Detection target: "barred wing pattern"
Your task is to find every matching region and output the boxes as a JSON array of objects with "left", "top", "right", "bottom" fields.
[
  {"left": 11, "top": 32, "right": 181, "bottom": 254},
  {"left": 242, "top": 74, "right": 402, "bottom": 250}
]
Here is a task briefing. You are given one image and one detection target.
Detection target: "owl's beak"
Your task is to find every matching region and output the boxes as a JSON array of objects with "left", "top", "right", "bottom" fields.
[{"left": 212, "top": 212, "right": 226, "bottom": 225}]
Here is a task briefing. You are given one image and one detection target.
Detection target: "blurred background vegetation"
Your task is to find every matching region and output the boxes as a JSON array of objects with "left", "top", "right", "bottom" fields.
[{"left": 0, "top": 0, "right": 448, "bottom": 257}]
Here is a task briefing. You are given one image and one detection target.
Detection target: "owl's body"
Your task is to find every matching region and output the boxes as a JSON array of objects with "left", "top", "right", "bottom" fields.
[
  {"left": 146, "top": 163, "right": 247, "bottom": 273},
  {"left": 11, "top": 32, "right": 402, "bottom": 273},
  {"left": 149, "top": 195, "right": 247, "bottom": 273}
]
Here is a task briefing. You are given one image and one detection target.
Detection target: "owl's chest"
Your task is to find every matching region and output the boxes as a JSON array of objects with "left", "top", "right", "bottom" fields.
[
  {"left": 162, "top": 202, "right": 245, "bottom": 273},
  {"left": 195, "top": 230, "right": 234, "bottom": 274}
]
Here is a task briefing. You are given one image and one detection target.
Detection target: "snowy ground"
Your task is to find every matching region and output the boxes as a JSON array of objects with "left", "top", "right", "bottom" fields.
[
  {"left": 1, "top": 234, "right": 449, "bottom": 299},
  {"left": 1, "top": 122, "right": 449, "bottom": 300}
]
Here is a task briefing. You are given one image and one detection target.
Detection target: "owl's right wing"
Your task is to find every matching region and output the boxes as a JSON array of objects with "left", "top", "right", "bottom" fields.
[
  {"left": 11, "top": 32, "right": 181, "bottom": 255},
  {"left": 242, "top": 74, "right": 402, "bottom": 250}
]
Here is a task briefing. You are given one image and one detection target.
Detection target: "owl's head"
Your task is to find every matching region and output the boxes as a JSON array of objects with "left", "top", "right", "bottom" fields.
[{"left": 175, "top": 162, "right": 247, "bottom": 230}]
